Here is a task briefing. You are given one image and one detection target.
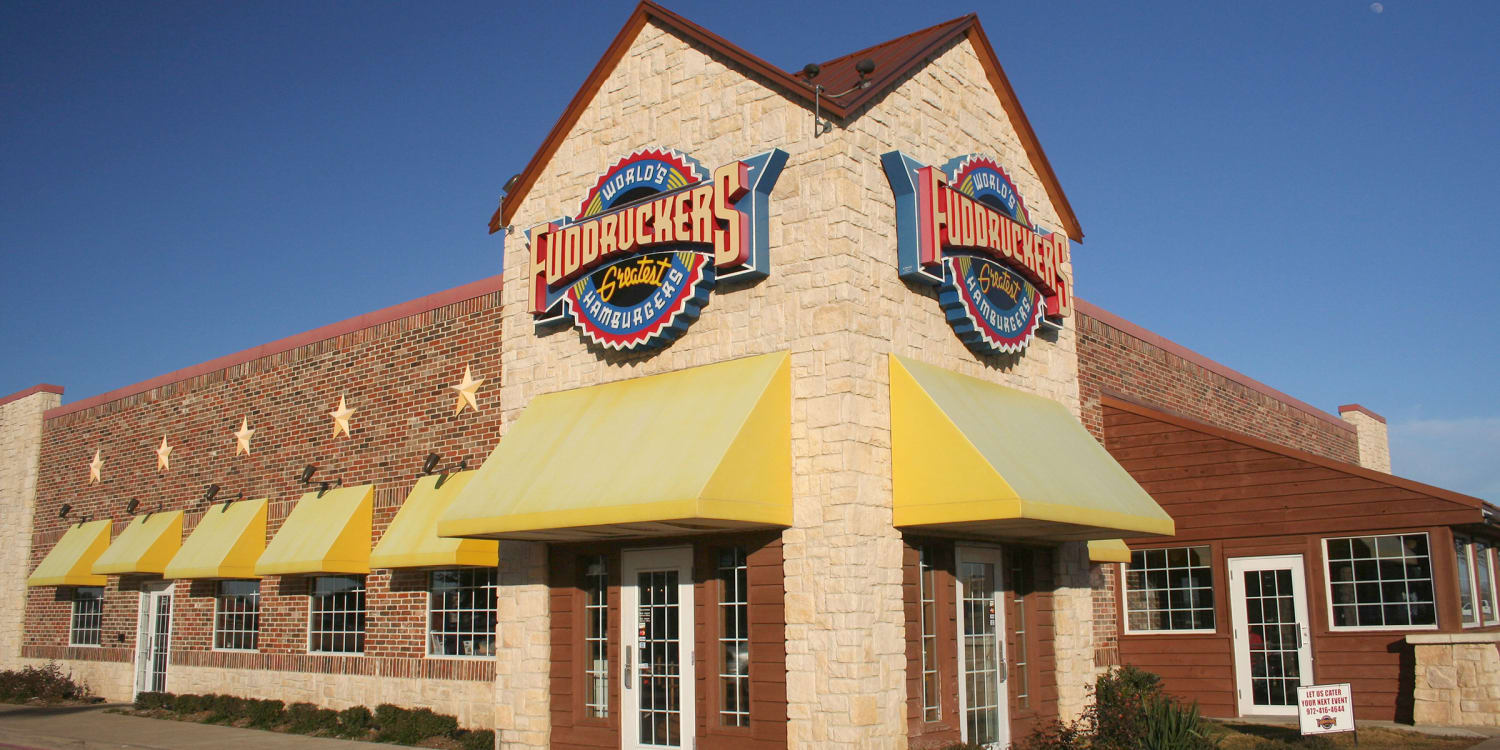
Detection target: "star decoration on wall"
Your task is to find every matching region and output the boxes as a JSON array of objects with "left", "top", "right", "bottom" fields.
[
  {"left": 155, "top": 436, "right": 173, "bottom": 472},
  {"left": 329, "top": 396, "right": 356, "bottom": 439},
  {"left": 88, "top": 450, "right": 103, "bottom": 484},
  {"left": 233, "top": 417, "right": 255, "bottom": 456},
  {"left": 451, "top": 365, "right": 486, "bottom": 415}
]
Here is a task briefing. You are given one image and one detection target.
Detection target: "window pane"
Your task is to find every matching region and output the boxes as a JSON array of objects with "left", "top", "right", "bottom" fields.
[
  {"left": 427, "top": 568, "right": 496, "bottom": 658},
  {"left": 718, "top": 547, "right": 750, "bottom": 727},
  {"left": 1124, "top": 546, "right": 1214, "bottom": 632},
  {"left": 1325, "top": 534, "right": 1434, "bottom": 628},
  {"left": 214, "top": 580, "right": 260, "bottom": 650},
  {"left": 309, "top": 575, "right": 366, "bottom": 653}
]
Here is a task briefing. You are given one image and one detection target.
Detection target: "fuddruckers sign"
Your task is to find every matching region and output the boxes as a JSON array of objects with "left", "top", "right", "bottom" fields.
[
  {"left": 883, "top": 152, "right": 1073, "bottom": 355},
  {"left": 528, "top": 148, "right": 787, "bottom": 350}
]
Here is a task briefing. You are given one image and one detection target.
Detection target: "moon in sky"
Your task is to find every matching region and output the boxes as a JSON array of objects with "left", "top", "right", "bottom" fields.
[{"left": 1370, "top": 2, "right": 1384, "bottom": 13}]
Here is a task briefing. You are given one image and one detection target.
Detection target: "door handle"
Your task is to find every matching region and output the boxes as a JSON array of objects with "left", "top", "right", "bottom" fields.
[{"left": 625, "top": 645, "right": 633, "bottom": 688}]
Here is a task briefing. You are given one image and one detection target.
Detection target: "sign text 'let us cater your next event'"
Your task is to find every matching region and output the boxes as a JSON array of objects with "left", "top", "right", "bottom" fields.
[{"left": 528, "top": 161, "right": 750, "bottom": 315}]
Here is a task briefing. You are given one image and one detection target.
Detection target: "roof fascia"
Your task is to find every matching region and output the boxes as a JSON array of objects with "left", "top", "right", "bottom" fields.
[
  {"left": 832, "top": 17, "right": 974, "bottom": 117},
  {"left": 1100, "top": 392, "right": 1486, "bottom": 514}
]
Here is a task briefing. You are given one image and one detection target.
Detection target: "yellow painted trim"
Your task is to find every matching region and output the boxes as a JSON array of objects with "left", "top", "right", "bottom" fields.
[
  {"left": 163, "top": 499, "right": 268, "bottom": 580},
  {"left": 889, "top": 354, "right": 1176, "bottom": 539},
  {"left": 27, "top": 520, "right": 112, "bottom": 587},
  {"left": 1088, "top": 539, "right": 1133, "bottom": 564},
  {"left": 92, "top": 510, "right": 183, "bottom": 575},
  {"left": 438, "top": 352, "right": 793, "bottom": 540},
  {"left": 369, "top": 472, "right": 498, "bottom": 569},
  {"left": 254, "top": 485, "right": 373, "bottom": 576}
]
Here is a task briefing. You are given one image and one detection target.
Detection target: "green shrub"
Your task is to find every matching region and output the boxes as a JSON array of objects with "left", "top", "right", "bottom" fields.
[
  {"left": 374, "top": 703, "right": 405, "bottom": 729},
  {"left": 459, "top": 729, "right": 495, "bottom": 750},
  {"left": 373, "top": 705, "right": 460, "bottom": 744},
  {"left": 1140, "top": 694, "right": 1216, "bottom": 750},
  {"left": 245, "top": 698, "right": 284, "bottom": 728},
  {"left": 1015, "top": 720, "right": 1088, "bottom": 750},
  {"left": 207, "top": 694, "right": 248, "bottom": 724},
  {"left": 1018, "top": 667, "right": 1219, "bottom": 750},
  {"left": 337, "top": 705, "right": 374, "bottom": 737},
  {"left": 285, "top": 702, "right": 321, "bottom": 732},
  {"left": 173, "top": 694, "right": 207, "bottom": 713},
  {"left": 134, "top": 691, "right": 174, "bottom": 711},
  {"left": 0, "top": 662, "right": 93, "bottom": 704}
]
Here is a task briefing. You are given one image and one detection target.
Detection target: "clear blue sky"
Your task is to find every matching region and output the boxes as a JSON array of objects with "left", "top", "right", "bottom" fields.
[{"left": 3, "top": 1, "right": 1495, "bottom": 500}]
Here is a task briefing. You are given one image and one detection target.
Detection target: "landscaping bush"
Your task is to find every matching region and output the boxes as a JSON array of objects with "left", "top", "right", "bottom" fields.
[
  {"left": 1017, "top": 667, "right": 1219, "bottom": 750},
  {"left": 173, "top": 693, "right": 207, "bottom": 714},
  {"left": 0, "top": 662, "right": 93, "bottom": 704},
  {"left": 284, "top": 702, "right": 321, "bottom": 732},
  {"left": 337, "top": 705, "right": 374, "bottom": 737},
  {"left": 134, "top": 691, "right": 174, "bottom": 711},
  {"left": 207, "top": 694, "right": 248, "bottom": 724},
  {"left": 459, "top": 729, "right": 496, "bottom": 750},
  {"left": 245, "top": 698, "right": 284, "bottom": 728}
]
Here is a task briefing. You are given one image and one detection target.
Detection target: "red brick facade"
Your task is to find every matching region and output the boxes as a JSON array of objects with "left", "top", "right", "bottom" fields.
[{"left": 25, "top": 284, "right": 503, "bottom": 685}]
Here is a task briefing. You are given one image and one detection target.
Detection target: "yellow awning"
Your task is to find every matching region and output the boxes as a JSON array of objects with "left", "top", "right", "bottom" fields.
[
  {"left": 92, "top": 511, "right": 183, "bottom": 575},
  {"left": 163, "top": 499, "right": 268, "bottom": 579},
  {"left": 370, "top": 472, "right": 497, "bottom": 568},
  {"left": 27, "top": 520, "right": 112, "bottom": 587},
  {"left": 254, "top": 484, "right": 373, "bottom": 575},
  {"left": 890, "top": 355, "right": 1175, "bottom": 541},
  {"left": 1088, "top": 539, "right": 1133, "bottom": 563},
  {"left": 438, "top": 351, "right": 792, "bottom": 541}
]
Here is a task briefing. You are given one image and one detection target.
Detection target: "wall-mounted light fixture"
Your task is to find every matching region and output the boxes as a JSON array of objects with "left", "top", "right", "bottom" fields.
[
  {"left": 125, "top": 498, "right": 140, "bottom": 515},
  {"left": 58, "top": 503, "right": 72, "bottom": 519},
  {"left": 800, "top": 58, "right": 877, "bottom": 137},
  {"left": 203, "top": 483, "right": 243, "bottom": 512},
  {"left": 298, "top": 464, "right": 342, "bottom": 497},
  {"left": 420, "top": 452, "right": 468, "bottom": 489},
  {"left": 494, "top": 174, "right": 523, "bottom": 235}
]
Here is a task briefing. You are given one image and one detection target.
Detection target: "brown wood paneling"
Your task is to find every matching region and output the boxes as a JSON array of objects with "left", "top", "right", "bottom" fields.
[
  {"left": 903, "top": 537, "right": 962, "bottom": 748},
  {"left": 698, "top": 532, "right": 787, "bottom": 750}
]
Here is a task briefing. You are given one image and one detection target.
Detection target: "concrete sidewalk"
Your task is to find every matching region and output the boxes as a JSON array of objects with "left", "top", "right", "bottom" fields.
[{"left": 0, "top": 704, "right": 390, "bottom": 750}]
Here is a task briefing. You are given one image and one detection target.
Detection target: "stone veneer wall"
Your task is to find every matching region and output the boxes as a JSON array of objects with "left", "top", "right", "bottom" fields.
[
  {"left": 497, "top": 22, "right": 1091, "bottom": 749},
  {"left": 167, "top": 666, "right": 495, "bottom": 728},
  {"left": 0, "top": 386, "right": 62, "bottom": 669},
  {"left": 1339, "top": 406, "right": 1392, "bottom": 473},
  {"left": 1409, "top": 634, "right": 1500, "bottom": 726}
]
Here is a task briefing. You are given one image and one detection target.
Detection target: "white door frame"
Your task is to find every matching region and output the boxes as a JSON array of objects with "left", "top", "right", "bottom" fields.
[
  {"left": 955, "top": 545, "right": 1010, "bottom": 749},
  {"left": 1227, "top": 555, "right": 1314, "bottom": 716},
  {"left": 133, "top": 581, "right": 174, "bottom": 696},
  {"left": 620, "top": 547, "right": 696, "bottom": 750}
]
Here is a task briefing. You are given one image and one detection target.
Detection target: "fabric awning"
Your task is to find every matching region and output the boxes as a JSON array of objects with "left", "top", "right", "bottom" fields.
[
  {"left": 1088, "top": 539, "right": 1132, "bottom": 563},
  {"left": 92, "top": 511, "right": 183, "bottom": 575},
  {"left": 163, "top": 499, "right": 268, "bottom": 579},
  {"left": 890, "top": 355, "right": 1175, "bottom": 541},
  {"left": 370, "top": 472, "right": 497, "bottom": 568},
  {"left": 27, "top": 520, "right": 112, "bottom": 587},
  {"left": 254, "top": 485, "right": 373, "bottom": 575},
  {"left": 438, "top": 351, "right": 792, "bottom": 541}
]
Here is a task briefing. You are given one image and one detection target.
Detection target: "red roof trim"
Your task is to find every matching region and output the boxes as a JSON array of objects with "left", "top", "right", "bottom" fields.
[
  {"left": 1102, "top": 394, "right": 1484, "bottom": 513},
  {"left": 490, "top": 2, "right": 1084, "bottom": 242},
  {"left": 0, "top": 384, "right": 64, "bottom": 408},
  {"left": 45, "top": 276, "right": 504, "bottom": 421},
  {"left": 1338, "top": 403, "right": 1387, "bottom": 424},
  {"left": 1077, "top": 298, "right": 1352, "bottom": 432}
]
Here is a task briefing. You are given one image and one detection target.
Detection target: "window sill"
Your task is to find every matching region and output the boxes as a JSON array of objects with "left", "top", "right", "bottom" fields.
[
  {"left": 66, "top": 642, "right": 101, "bottom": 648},
  {"left": 211, "top": 647, "right": 259, "bottom": 653},
  {"left": 1327, "top": 623, "right": 1439, "bottom": 633},
  {"left": 425, "top": 653, "right": 496, "bottom": 661},
  {"left": 1122, "top": 628, "right": 1217, "bottom": 636}
]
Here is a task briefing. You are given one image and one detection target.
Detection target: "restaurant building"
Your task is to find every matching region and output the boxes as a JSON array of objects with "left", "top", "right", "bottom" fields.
[{"left": 2, "top": 2, "right": 1494, "bottom": 749}]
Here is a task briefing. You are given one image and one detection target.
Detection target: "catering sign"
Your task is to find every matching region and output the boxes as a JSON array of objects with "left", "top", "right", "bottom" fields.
[
  {"left": 1296, "top": 683, "right": 1355, "bottom": 736},
  {"left": 528, "top": 147, "right": 787, "bottom": 351},
  {"left": 882, "top": 151, "right": 1072, "bottom": 355}
]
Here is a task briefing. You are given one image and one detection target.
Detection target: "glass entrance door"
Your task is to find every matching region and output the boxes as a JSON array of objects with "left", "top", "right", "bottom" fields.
[
  {"left": 956, "top": 546, "right": 1009, "bottom": 749},
  {"left": 621, "top": 547, "right": 695, "bottom": 750},
  {"left": 1228, "top": 555, "right": 1314, "bottom": 716},
  {"left": 134, "top": 583, "right": 173, "bottom": 695}
]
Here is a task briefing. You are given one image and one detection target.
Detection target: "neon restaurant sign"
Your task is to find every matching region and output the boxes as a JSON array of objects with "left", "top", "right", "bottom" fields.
[
  {"left": 882, "top": 152, "right": 1073, "bottom": 355},
  {"left": 528, "top": 147, "right": 788, "bottom": 351}
]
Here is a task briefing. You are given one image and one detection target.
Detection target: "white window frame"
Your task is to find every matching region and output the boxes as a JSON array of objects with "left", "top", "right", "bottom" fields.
[
  {"left": 212, "top": 580, "right": 261, "bottom": 652},
  {"left": 1456, "top": 538, "right": 1499, "bottom": 627},
  {"left": 1322, "top": 532, "right": 1439, "bottom": 632},
  {"left": 307, "top": 575, "right": 366, "bottom": 655},
  {"left": 1482, "top": 542, "right": 1500, "bottom": 626},
  {"left": 69, "top": 586, "right": 104, "bottom": 647},
  {"left": 425, "top": 568, "right": 497, "bottom": 659},
  {"left": 1121, "top": 545, "right": 1217, "bottom": 635}
]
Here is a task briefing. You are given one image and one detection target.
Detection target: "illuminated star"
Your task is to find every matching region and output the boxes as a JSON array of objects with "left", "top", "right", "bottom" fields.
[
  {"left": 451, "top": 365, "right": 486, "bottom": 415},
  {"left": 154, "top": 436, "right": 173, "bottom": 472},
  {"left": 329, "top": 396, "right": 356, "bottom": 439},
  {"left": 88, "top": 450, "right": 104, "bottom": 484},
  {"left": 233, "top": 417, "right": 255, "bottom": 456}
]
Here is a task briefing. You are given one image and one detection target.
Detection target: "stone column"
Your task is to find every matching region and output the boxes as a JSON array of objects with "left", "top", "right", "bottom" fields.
[
  {"left": 493, "top": 540, "right": 549, "bottom": 749},
  {"left": 0, "top": 385, "right": 62, "bottom": 669},
  {"left": 1338, "top": 404, "right": 1391, "bottom": 473},
  {"left": 1052, "top": 541, "right": 1099, "bottom": 720}
]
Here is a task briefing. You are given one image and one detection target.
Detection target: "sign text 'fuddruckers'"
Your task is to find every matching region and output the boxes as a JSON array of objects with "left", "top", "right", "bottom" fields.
[
  {"left": 883, "top": 151, "right": 1073, "bottom": 355},
  {"left": 528, "top": 148, "right": 787, "bottom": 351}
]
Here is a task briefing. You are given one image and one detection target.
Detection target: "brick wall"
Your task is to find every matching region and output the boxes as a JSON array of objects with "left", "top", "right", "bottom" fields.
[{"left": 23, "top": 284, "right": 504, "bottom": 718}]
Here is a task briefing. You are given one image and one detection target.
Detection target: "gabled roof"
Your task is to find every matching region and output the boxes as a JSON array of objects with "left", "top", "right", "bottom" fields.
[{"left": 488, "top": 1, "right": 1083, "bottom": 242}]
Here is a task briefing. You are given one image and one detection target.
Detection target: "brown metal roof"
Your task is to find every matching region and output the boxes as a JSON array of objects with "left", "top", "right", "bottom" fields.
[{"left": 489, "top": 1, "right": 1083, "bottom": 242}]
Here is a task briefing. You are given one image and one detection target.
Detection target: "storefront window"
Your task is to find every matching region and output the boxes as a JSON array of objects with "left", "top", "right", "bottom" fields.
[
  {"left": 214, "top": 580, "right": 260, "bottom": 651},
  {"left": 1124, "top": 546, "right": 1214, "bottom": 632},
  {"left": 1454, "top": 538, "right": 1498, "bottom": 627},
  {"left": 1455, "top": 537, "right": 1477, "bottom": 626},
  {"left": 1325, "top": 533, "right": 1435, "bottom": 629},
  {"left": 583, "top": 555, "right": 608, "bottom": 719},
  {"left": 918, "top": 546, "right": 940, "bottom": 721},
  {"left": 309, "top": 575, "right": 365, "bottom": 654},
  {"left": 718, "top": 548, "right": 750, "bottom": 727},
  {"left": 69, "top": 587, "right": 103, "bottom": 646},
  {"left": 1478, "top": 542, "right": 1498, "bottom": 625},
  {"left": 1008, "top": 551, "right": 1033, "bottom": 710},
  {"left": 427, "top": 569, "right": 496, "bottom": 657}
]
